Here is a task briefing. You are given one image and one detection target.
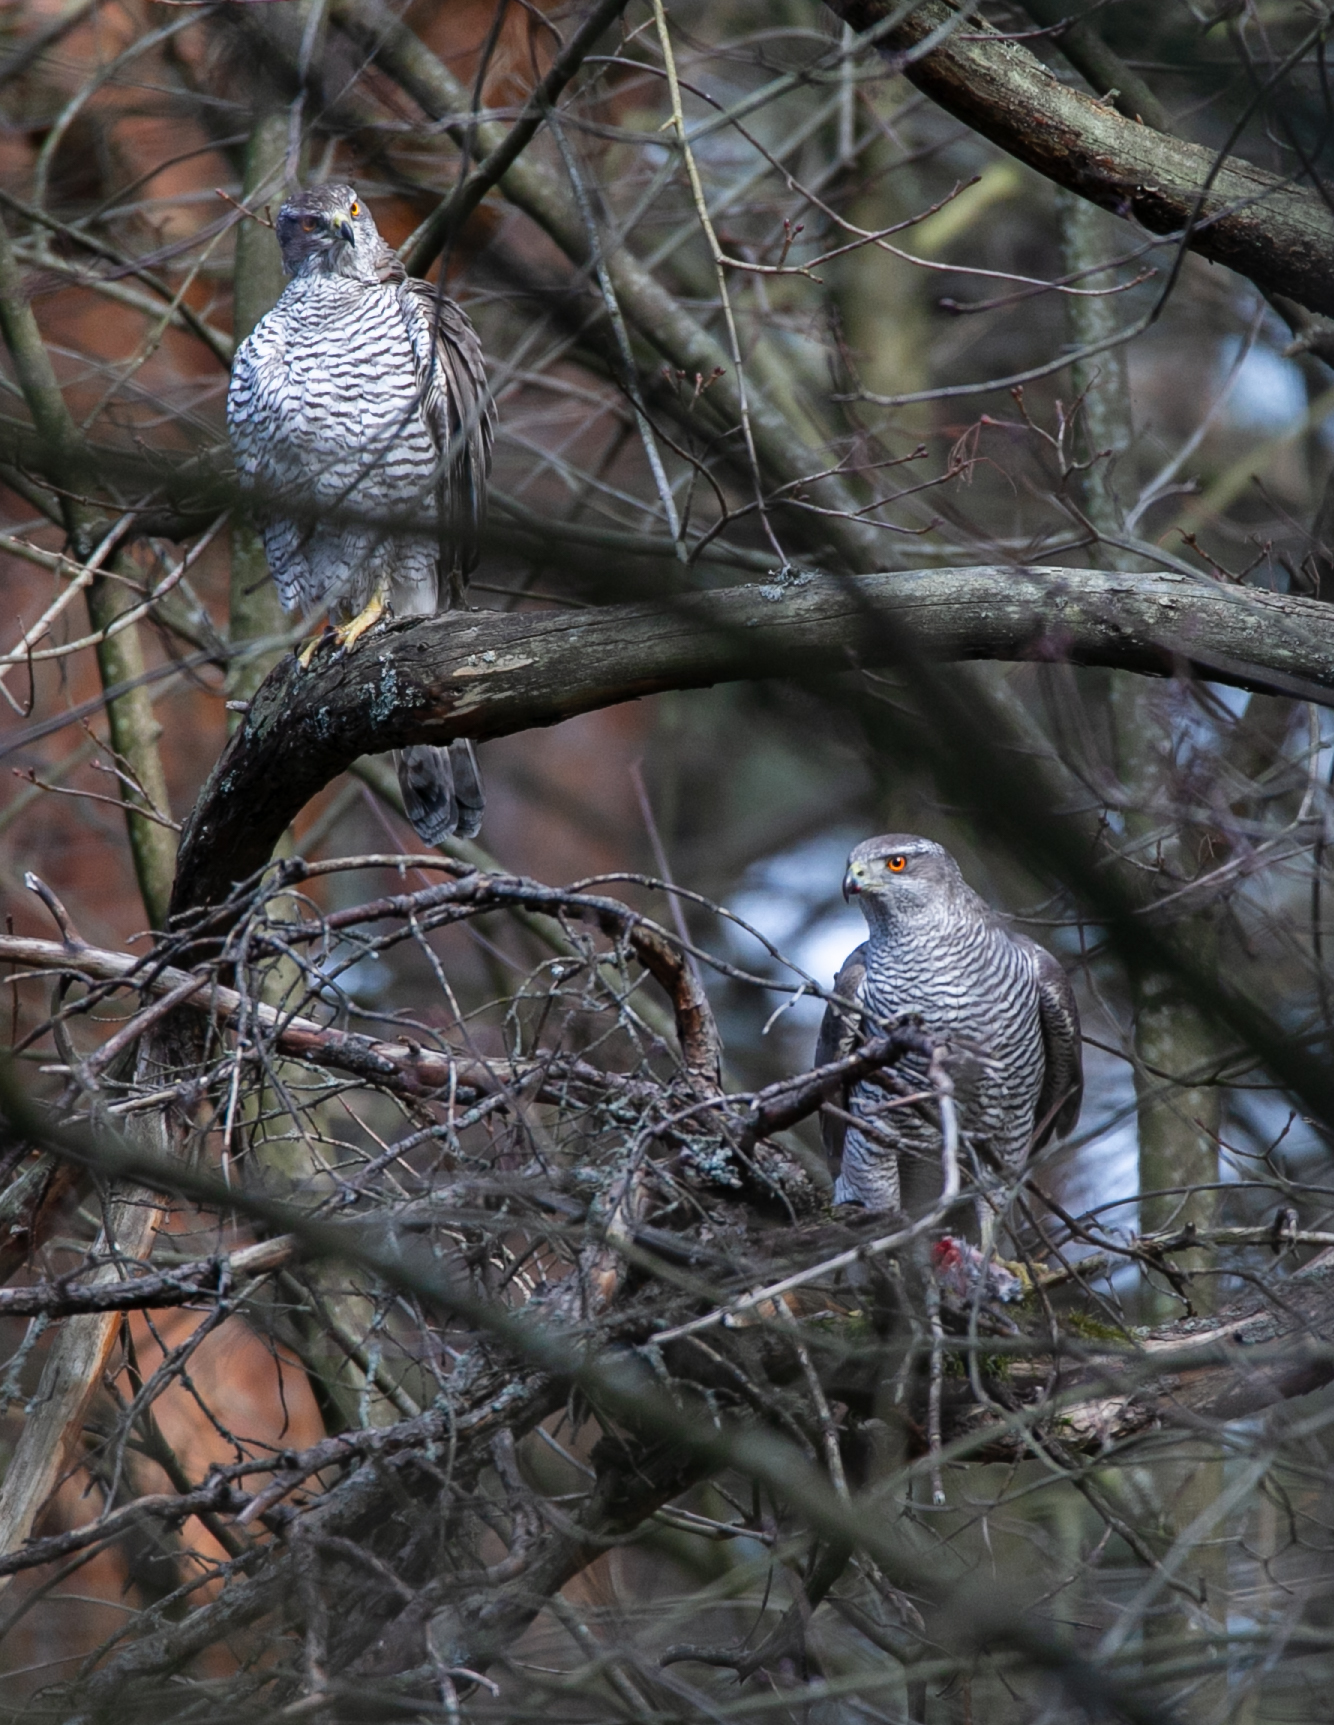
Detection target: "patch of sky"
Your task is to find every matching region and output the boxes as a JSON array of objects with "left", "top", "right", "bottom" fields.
[
  {"left": 1045, "top": 1037, "right": 1140, "bottom": 1247},
  {"left": 726, "top": 830, "right": 865, "bottom": 1029},
  {"left": 1052, "top": 1062, "right": 1325, "bottom": 1295},
  {"left": 1227, "top": 1090, "right": 1328, "bottom": 1194},
  {"left": 1216, "top": 332, "right": 1315, "bottom": 436},
  {"left": 310, "top": 945, "right": 391, "bottom": 1012},
  {"left": 1203, "top": 681, "right": 1250, "bottom": 719}
]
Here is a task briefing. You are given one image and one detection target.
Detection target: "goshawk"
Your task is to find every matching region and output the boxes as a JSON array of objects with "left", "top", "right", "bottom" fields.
[
  {"left": 227, "top": 183, "right": 494, "bottom": 841},
  {"left": 817, "top": 834, "right": 1082, "bottom": 1214}
]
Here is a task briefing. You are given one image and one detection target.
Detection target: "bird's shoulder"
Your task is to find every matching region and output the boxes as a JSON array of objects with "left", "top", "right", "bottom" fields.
[
  {"left": 815, "top": 942, "right": 869, "bottom": 1070},
  {"left": 1011, "top": 932, "right": 1083, "bottom": 1143},
  {"left": 816, "top": 942, "right": 869, "bottom": 1182},
  {"left": 1012, "top": 930, "right": 1078, "bottom": 1023},
  {"left": 229, "top": 311, "right": 284, "bottom": 387},
  {"left": 396, "top": 280, "right": 486, "bottom": 370},
  {"left": 227, "top": 314, "right": 290, "bottom": 474}
]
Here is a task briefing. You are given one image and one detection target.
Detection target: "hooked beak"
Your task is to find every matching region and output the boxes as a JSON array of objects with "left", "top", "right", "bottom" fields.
[
  {"left": 330, "top": 212, "right": 356, "bottom": 245},
  {"left": 842, "top": 867, "right": 860, "bottom": 902}
]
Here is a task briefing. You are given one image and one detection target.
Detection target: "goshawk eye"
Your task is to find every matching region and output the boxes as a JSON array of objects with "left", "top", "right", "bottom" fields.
[
  {"left": 887, "top": 855, "right": 907, "bottom": 873},
  {"left": 349, "top": 201, "right": 360, "bottom": 217},
  {"left": 301, "top": 216, "right": 317, "bottom": 232}
]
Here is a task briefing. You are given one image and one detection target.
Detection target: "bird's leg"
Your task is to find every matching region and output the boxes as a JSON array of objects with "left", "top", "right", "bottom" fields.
[
  {"left": 295, "top": 590, "right": 387, "bottom": 669},
  {"left": 332, "top": 592, "right": 388, "bottom": 654},
  {"left": 297, "top": 625, "right": 331, "bottom": 670}
]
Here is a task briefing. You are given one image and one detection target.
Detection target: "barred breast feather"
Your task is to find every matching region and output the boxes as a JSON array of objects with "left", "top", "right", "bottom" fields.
[
  {"left": 817, "top": 835, "right": 1082, "bottom": 1215},
  {"left": 229, "top": 276, "right": 443, "bottom": 616}
]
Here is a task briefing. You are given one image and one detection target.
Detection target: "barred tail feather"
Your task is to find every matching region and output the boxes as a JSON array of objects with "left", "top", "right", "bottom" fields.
[
  {"left": 447, "top": 739, "right": 485, "bottom": 839},
  {"left": 395, "top": 743, "right": 485, "bottom": 844}
]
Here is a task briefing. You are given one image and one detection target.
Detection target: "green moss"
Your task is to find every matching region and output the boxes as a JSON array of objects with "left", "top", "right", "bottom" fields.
[{"left": 1063, "top": 1309, "right": 1132, "bottom": 1344}]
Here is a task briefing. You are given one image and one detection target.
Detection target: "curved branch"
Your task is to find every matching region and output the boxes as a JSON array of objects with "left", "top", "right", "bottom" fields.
[
  {"left": 831, "top": 0, "right": 1334, "bottom": 316},
  {"left": 0, "top": 922, "right": 902, "bottom": 1150},
  {"left": 173, "top": 565, "right": 1334, "bottom": 912}
]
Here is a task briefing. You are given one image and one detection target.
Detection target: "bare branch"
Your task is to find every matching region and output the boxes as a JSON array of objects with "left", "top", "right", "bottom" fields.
[
  {"left": 830, "top": 0, "right": 1334, "bottom": 316},
  {"left": 173, "top": 565, "right": 1334, "bottom": 911}
]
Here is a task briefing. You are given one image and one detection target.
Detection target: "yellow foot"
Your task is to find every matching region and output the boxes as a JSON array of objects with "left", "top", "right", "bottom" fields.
[
  {"left": 297, "top": 633, "right": 324, "bottom": 669},
  {"left": 333, "top": 595, "right": 388, "bottom": 654}
]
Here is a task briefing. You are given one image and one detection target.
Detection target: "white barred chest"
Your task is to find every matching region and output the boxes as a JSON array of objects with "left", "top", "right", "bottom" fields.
[{"left": 236, "top": 279, "right": 438, "bottom": 511}]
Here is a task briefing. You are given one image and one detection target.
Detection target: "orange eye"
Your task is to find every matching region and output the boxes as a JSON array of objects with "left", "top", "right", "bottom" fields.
[
  {"left": 301, "top": 216, "right": 317, "bottom": 232},
  {"left": 887, "top": 855, "right": 907, "bottom": 873},
  {"left": 349, "top": 201, "right": 360, "bottom": 217}
]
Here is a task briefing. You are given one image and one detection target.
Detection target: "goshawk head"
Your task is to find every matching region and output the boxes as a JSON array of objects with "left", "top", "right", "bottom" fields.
[
  {"left": 275, "top": 184, "right": 392, "bottom": 283},
  {"left": 842, "top": 834, "right": 967, "bottom": 931}
]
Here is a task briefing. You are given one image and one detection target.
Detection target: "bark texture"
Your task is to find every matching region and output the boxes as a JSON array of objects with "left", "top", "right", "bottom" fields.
[
  {"left": 832, "top": 0, "right": 1334, "bottom": 316},
  {"left": 173, "top": 566, "right": 1334, "bottom": 912}
]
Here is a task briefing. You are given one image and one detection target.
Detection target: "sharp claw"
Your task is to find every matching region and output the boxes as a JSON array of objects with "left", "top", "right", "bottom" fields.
[
  {"left": 334, "top": 596, "right": 388, "bottom": 654},
  {"left": 296, "top": 623, "right": 336, "bottom": 669},
  {"left": 296, "top": 599, "right": 386, "bottom": 669}
]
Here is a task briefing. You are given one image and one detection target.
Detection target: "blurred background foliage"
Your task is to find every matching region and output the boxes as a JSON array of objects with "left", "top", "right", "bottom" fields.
[{"left": 2, "top": 0, "right": 1334, "bottom": 1718}]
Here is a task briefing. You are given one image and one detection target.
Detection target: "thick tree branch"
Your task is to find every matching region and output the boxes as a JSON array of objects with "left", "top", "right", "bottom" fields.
[
  {"left": 173, "top": 566, "right": 1334, "bottom": 912},
  {"left": 944, "top": 1248, "right": 1334, "bottom": 1455},
  {"left": 830, "top": 0, "right": 1334, "bottom": 317},
  {"left": 1012, "top": 0, "right": 1167, "bottom": 131}
]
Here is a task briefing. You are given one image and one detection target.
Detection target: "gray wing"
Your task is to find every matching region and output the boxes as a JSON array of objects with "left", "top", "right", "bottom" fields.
[
  {"left": 815, "top": 943, "right": 868, "bottom": 1183},
  {"left": 1029, "top": 943, "right": 1082, "bottom": 1148},
  {"left": 397, "top": 279, "right": 495, "bottom": 579}
]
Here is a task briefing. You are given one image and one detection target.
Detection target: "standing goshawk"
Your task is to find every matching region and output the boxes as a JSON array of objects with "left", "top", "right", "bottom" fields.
[
  {"left": 817, "top": 835, "right": 1082, "bottom": 1214},
  {"left": 227, "top": 183, "right": 494, "bottom": 841}
]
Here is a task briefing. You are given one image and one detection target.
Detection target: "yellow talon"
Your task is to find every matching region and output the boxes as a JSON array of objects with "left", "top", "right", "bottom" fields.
[
  {"left": 297, "top": 635, "right": 321, "bottom": 669},
  {"left": 333, "top": 595, "right": 387, "bottom": 653}
]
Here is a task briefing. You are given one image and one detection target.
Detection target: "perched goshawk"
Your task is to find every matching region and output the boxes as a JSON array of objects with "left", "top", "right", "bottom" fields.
[
  {"left": 227, "top": 183, "right": 494, "bottom": 841},
  {"left": 817, "top": 835, "right": 1082, "bottom": 1214}
]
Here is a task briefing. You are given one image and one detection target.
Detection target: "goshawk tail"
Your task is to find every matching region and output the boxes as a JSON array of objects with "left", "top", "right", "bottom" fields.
[{"left": 396, "top": 740, "right": 484, "bottom": 843}]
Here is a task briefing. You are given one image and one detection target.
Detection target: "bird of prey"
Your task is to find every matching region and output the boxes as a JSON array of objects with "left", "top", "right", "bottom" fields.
[
  {"left": 816, "top": 835, "right": 1082, "bottom": 1215},
  {"left": 227, "top": 183, "right": 494, "bottom": 841}
]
